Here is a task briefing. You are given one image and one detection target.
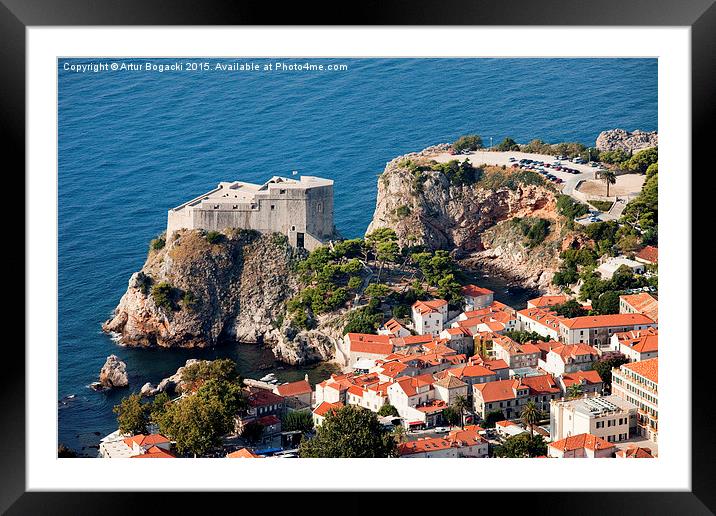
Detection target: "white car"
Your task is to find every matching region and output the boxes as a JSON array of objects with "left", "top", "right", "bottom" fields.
[{"left": 434, "top": 427, "right": 450, "bottom": 434}]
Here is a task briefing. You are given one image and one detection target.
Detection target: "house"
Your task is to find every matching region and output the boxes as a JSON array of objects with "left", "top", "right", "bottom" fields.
[
  {"left": 620, "top": 293, "right": 658, "bottom": 323},
  {"left": 596, "top": 256, "right": 646, "bottom": 280},
  {"left": 492, "top": 335, "right": 541, "bottom": 370},
  {"left": 558, "top": 370, "right": 604, "bottom": 396},
  {"left": 611, "top": 358, "right": 658, "bottom": 442},
  {"left": 616, "top": 445, "right": 654, "bottom": 458},
  {"left": 312, "top": 401, "right": 343, "bottom": 427},
  {"left": 390, "top": 334, "right": 435, "bottom": 353},
  {"left": 433, "top": 374, "right": 469, "bottom": 406},
  {"left": 378, "top": 318, "right": 411, "bottom": 338},
  {"left": 610, "top": 328, "right": 658, "bottom": 362},
  {"left": 539, "top": 343, "right": 599, "bottom": 376},
  {"left": 549, "top": 394, "right": 637, "bottom": 444},
  {"left": 473, "top": 379, "right": 526, "bottom": 420},
  {"left": 495, "top": 419, "right": 527, "bottom": 438},
  {"left": 558, "top": 313, "right": 656, "bottom": 348},
  {"left": 435, "top": 363, "right": 497, "bottom": 388},
  {"left": 412, "top": 299, "right": 449, "bottom": 335},
  {"left": 527, "top": 295, "right": 568, "bottom": 309},
  {"left": 461, "top": 284, "right": 494, "bottom": 311},
  {"left": 516, "top": 308, "right": 563, "bottom": 340},
  {"left": 99, "top": 433, "right": 172, "bottom": 459},
  {"left": 519, "top": 374, "right": 562, "bottom": 414},
  {"left": 344, "top": 333, "right": 393, "bottom": 367},
  {"left": 456, "top": 301, "right": 518, "bottom": 334},
  {"left": 237, "top": 387, "right": 285, "bottom": 433},
  {"left": 226, "top": 448, "right": 261, "bottom": 458},
  {"left": 274, "top": 375, "right": 313, "bottom": 409},
  {"left": 130, "top": 445, "right": 176, "bottom": 459},
  {"left": 398, "top": 426, "right": 488, "bottom": 458},
  {"left": 635, "top": 245, "right": 658, "bottom": 265},
  {"left": 547, "top": 433, "right": 615, "bottom": 458},
  {"left": 438, "top": 327, "right": 474, "bottom": 355},
  {"left": 387, "top": 374, "right": 441, "bottom": 428}
]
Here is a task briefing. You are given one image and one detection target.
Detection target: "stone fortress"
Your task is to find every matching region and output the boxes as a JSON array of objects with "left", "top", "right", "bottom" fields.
[{"left": 167, "top": 175, "right": 337, "bottom": 251}]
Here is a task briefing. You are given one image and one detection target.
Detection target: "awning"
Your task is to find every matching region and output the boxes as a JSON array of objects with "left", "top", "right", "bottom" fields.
[{"left": 408, "top": 421, "right": 424, "bottom": 426}]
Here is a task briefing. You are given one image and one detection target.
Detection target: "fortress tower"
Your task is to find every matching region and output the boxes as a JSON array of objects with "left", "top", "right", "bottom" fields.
[{"left": 167, "top": 175, "right": 336, "bottom": 251}]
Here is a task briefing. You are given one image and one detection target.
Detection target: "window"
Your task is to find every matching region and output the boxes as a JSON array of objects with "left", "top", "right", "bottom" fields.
[
  {"left": 280, "top": 189, "right": 286, "bottom": 194},
  {"left": 271, "top": 204, "right": 275, "bottom": 210}
]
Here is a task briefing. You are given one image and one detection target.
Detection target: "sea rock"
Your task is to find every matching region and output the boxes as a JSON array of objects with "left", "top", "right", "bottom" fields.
[
  {"left": 98, "top": 355, "right": 129, "bottom": 389},
  {"left": 155, "top": 359, "right": 204, "bottom": 395},
  {"left": 595, "top": 129, "right": 658, "bottom": 153},
  {"left": 140, "top": 382, "right": 159, "bottom": 397}
]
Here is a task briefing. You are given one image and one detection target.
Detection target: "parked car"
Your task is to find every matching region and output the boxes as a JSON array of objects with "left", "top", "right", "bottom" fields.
[
  {"left": 508, "top": 157, "right": 516, "bottom": 162},
  {"left": 434, "top": 427, "right": 450, "bottom": 434}
]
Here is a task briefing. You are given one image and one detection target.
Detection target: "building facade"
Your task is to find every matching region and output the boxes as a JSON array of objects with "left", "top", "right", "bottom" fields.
[
  {"left": 611, "top": 359, "right": 658, "bottom": 442},
  {"left": 167, "top": 175, "right": 336, "bottom": 251}
]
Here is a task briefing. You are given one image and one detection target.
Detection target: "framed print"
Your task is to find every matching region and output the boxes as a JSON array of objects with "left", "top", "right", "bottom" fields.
[{"left": 4, "top": 0, "right": 712, "bottom": 513}]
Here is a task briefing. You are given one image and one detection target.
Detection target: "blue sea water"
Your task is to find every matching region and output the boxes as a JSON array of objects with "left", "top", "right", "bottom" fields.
[{"left": 58, "top": 58, "right": 657, "bottom": 454}]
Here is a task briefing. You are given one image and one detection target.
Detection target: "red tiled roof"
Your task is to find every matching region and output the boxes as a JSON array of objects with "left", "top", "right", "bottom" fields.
[
  {"left": 616, "top": 446, "right": 654, "bottom": 458},
  {"left": 123, "top": 434, "right": 170, "bottom": 448},
  {"left": 398, "top": 437, "right": 452, "bottom": 455},
  {"left": 562, "top": 370, "right": 603, "bottom": 386},
  {"left": 462, "top": 284, "right": 494, "bottom": 297},
  {"left": 276, "top": 379, "right": 312, "bottom": 397},
  {"left": 347, "top": 333, "right": 394, "bottom": 355},
  {"left": 620, "top": 293, "right": 658, "bottom": 322},
  {"left": 635, "top": 245, "right": 658, "bottom": 264},
  {"left": 474, "top": 379, "right": 521, "bottom": 403},
  {"left": 257, "top": 415, "right": 281, "bottom": 426},
  {"left": 551, "top": 343, "right": 599, "bottom": 363},
  {"left": 549, "top": 433, "right": 614, "bottom": 452},
  {"left": 227, "top": 448, "right": 260, "bottom": 458},
  {"left": 622, "top": 358, "right": 658, "bottom": 383},
  {"left": 130, "top": 445, "right": 175, "bottom": 458},
  {"left": 519, "top": 374, "right": 560, "bottom": 395},
  {"left": 412, "top": 299, "right": 448, "bottom": 314},
  {"left": 313, "top": 401, "right": 343, "bottom": 417},
  {"left": 561, "top": 313, "right": 655, "bottom": 330},
  {"left": 246, "top": 387, "right": 285, "bottom": 408},
  {"left": 528, "top": 295, "right": 568, "bottom": 308},
  {"left": 615, "top": 328, "right": 658, "bottom": 354}
]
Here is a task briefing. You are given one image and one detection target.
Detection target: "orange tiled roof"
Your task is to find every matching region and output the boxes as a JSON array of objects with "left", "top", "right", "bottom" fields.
[
  {"left": 313, "top": 401, "right": 343, "bottom": 417},
  {"left": 520, "top": 374, "right": 560, "bottom": 395},
  {"left": 412, "top": 299, "right": 448, "bottom": 314},
  {"left": 551, "top": 343, "right": 599, "bottom": 363},
  {"left": 549, "top": 433, "right": 615, "bottom": 452},
  {"left": 226, "top": 448, "right": 260, "bottom": 458},
  {"left": 562, "top": 370, "right": 603, "bottom": 386},
  {"left": 615, "top": 328, "right": 658, "bottom": 354},
  {"left": 620, "top": 293, "right": 658, "bottom": 322},
  {"left": 617, "top": 446, "right": 654, "bottom": 458},
  {"left": 635, "top": 245, "right": 658, "bottom": 264},
  {"left": 347, "top": 333, "right": 393, "bottom": 355},
  {"left": 398, "top": 437, "right": 452, "bottom": 455},
  {"left": 474, "top": 379, "right": 521, "bottom": 403},
  {"left": 528, "top": 295, "right": 568, "bottom": 308},
  {"left": 517, "top": 307, "right": 564, "bottom": 329},
  {"left": 130, "top": 445, "right": 175, "bottom": 458},
  {"left": 461, "top": 284, "right": 494, "bottom": 297},
  {"left": 276, "top": 379, "right": 312, "bottom": 397},
  {"left": 561, "top": 313, "right": 655, "bottom": 329},
  {"left": 123, "top": 433, "right": 170, "bottom": 448},
  {"left": 622, "top": 358, "right": 658, "bottom": 383}
]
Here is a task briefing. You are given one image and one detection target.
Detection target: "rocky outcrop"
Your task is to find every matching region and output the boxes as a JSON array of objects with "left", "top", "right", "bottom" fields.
[
  {"left": 595, "top": 129, "right": 657, "bottom": 153},
  {"left": 103, "top": 229, "right": 341, "bottom": 366},
  {"left": 366, "top": 146, "right": 565, "bottom": 288},
  {"left": 103, "top": 229, "right": 301, "bottom": 349},
  {"left": 98, "top": 355, "right": 128, "bottom": 389}
]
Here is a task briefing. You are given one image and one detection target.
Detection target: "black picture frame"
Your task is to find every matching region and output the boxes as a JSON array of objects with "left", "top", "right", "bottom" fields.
[{"left": 3, "top": 1, "right": 710, "bottom": 513}]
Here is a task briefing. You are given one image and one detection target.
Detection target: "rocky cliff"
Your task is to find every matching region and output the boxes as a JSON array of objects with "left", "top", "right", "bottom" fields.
[
  {"left": 366, "top": 146, "right": 566, "bottom": 289},
  {"left": 102, "top": 229, "right": 338, "bottom": 365},
  {"left": 595, "top": 129, "right": 658, "bottom": 153}
]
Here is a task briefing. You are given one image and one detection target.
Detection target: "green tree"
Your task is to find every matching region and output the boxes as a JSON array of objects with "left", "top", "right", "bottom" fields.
[
  {"left": 496, "top": 137, "right": 520, "bottom": 151},
  {"left": 494, "top": 433, "right": 547, "bottom": 458},
  {"left": 553, "top": 300, "right": 587, "bottom": 318},
  {"left": 299, "top": 405, "right": 397, "bottom": 458},
  {"left": 149, "top": 234, "right": 166, "bottom": 252},
  {"left": 624, "top": 147, "right": 657, "bottom": 174},
  {"left": 181, "top": 358, "right": 240, "bottom": 388},
  {"left": 566, "top": 384, "right": 585, "bottom": 399},
  {"left": 593, "top": 355, "right": 630, "bottom": 388},
  {"left": 282, "top": 411, "right": 315, "bottom": 433},
  {"left": 391, "top": 424, "right": 407, "bottom": 445},
  {"left": 592, "top": 290, "right": 620, "bottom": 315},
  {"left": 151, "top": 281, "right": 177, "bottom": 312},
  {"left": 521, "top": 401, "right": 542, "bottom": 438},
  {"left": 442, "top": 405, "right": 461, "bottom": 427},
  {"left": 483, "top": 410, "right": 506, "bottom": 428},
  {"left": 601, "top": 169, "right": 617, "bottom": 197},
  {"left": 241, "top": 421, "right": 265, "bottom": 444},
  {"left": 378, "top": 404, "right": 400, "bottom": 417},
  {"left": 452, "top": 134, "right": 483, "bottom": 153},
  {"left": 113, "top": 393, "right": 149, "bottom": 435},
  {"left": 453, "top": 395, "right": 471, "bottom": 429}
]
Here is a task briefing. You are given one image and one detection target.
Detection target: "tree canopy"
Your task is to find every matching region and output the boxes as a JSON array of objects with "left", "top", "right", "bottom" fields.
[
  {"left": 299, "top": 405, "right": 397, "bottom": 458},
  {"left": 494, "top": 433, "right": 547, "bottom": 458},
  {"left": 113, "top": 393, "right": 149, "bottom": 435}
]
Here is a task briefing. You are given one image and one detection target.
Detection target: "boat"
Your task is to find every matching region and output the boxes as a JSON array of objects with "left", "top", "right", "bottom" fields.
[{"left": 259, "top": 373, "right": 278, "bottom": 384}]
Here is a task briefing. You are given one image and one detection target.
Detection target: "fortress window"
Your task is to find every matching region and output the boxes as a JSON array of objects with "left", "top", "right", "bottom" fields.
[
  {"left": 317, "top": 202, "right": 323, "bottom": 213},
  {"left": 213, "top": 204, "right": 219, "bottom": 209},
  {"left": 280, "top": 189, "right": 286, "bottom": 195},
  {"left": 233, "top": 205, "right": 238, "bottom": 209},
  {"left": 291, "top": 225, "right": 296, "bottom": 232},
  {"left": 271, "top": 204, "right": 275, "bottom": 210}
]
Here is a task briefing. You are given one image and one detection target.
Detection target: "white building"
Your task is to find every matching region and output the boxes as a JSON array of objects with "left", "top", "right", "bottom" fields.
[
  {"left": 461, "top": 284, "right": 494, "bottom": 311},
  {"left": 412, "top": 299, "right": 448, "bottom": 335},
  {"left": 547, "top": 433, "right": 616, "bottom": 458},
  {"left": 610, "top": 328, "right": 658, "bottom": 362},
  {"left": 611, "top": 358, "right": 658, "bottom": 442},
  {"left": 550, "top": 395, "right": 637, "bottom": 444},
  {"left": 596, "top": 256, "right": 645, "bottom": 280},
  {"left": 516, "top": 308, "right": 563, "bottom": 340},
  {"left": 538, "top": 343, "right": 599, "bottom": 376},
  {"left": 558, "top": 313, "right": 657, "bottom": 348}
]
